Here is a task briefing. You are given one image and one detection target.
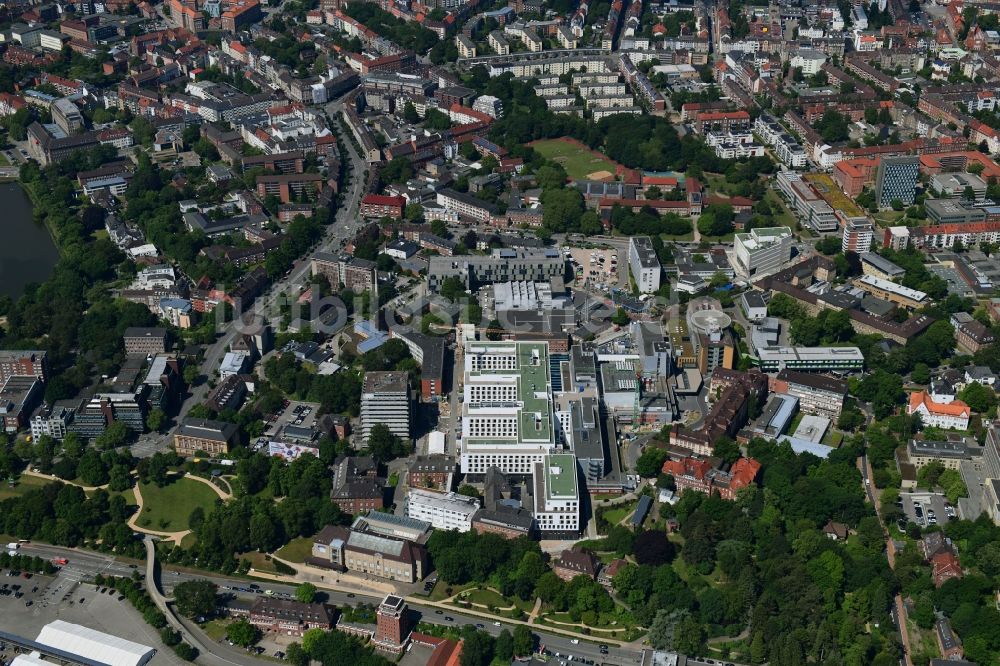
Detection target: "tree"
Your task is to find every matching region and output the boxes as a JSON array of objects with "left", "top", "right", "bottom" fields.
[
  {"left": 108, "top": 464, "right": 131, "bottom": 492},
  {"left": 402, "top": 101, "right": 420, "bottom": 123},
  {"left": 634, "top": 530, "right": 675, "bottom": 565},
  {"left": 457, "top": 484, "right": 481, "bottom": 498},
  {"left": 648, "top": 609, "right": 687, "bottom": 650},
  {"left": 285, "top": 642, "right": 309, "bottom": 666},
  {"left": 459, "top": 627, "right": 495, "bottom": 666},
  {"left": 512, "top": 625, "right": 533, "bottom": 657},
  {"left": 635, "top": 447, "right": 669, "bottom": 477},
  {"left": 173, "top": 579, "right": 218, "bottom": 618},
  {"left": 146, "top": 408, "right": 166, "bottom": 432},
  {"left": 911, "top": 362, "right": 931, "bottom": 384},
  {"left": 367, "top": 423, "right": 411, "bottom": 463},
  {"left": 295, "top": 582, "right": 317, "bottom": 603},
  {"left": 959, "top": 381, "right": 997, "bottom": 414},
  {"left": 226, "top": 619, "right": 260, "bottom": 647},
  {"left": 430, "top": 219, "right": 449, "bottom": 238},
  {"left": 611, "top": 307, "right": 630, "bottom": 325},
  {"left": 495, "top": 629, "right": 514, "bottom": 661},
  {"left": 815, "top": 236, "right": 842, "bottom": 255},
  {"left": 712, "top": 437, "right": 740, "bottom": 465},
  {"left": 439, "top": 275, "right": 465, "bottom": 302}
]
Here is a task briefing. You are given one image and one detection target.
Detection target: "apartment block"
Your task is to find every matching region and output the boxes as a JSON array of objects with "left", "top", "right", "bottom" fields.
[
  {"left": 255, "top": 173, "right": 325, "bottom": 203},
  {"left": 427, "top": 248, "right": 565, "bottom": 293},
  {"left": 842, "top": 218, "right": 874, "bottom": 254},
  {"left": 311, "top": 252, "right": 377, "bottom": 293},
  {"left": 771, "top": 369, "right": 848, "bottom": 418},
  {"left": 360, "top": 194, "right": 406, "bottom": 219},
  {"left": 0, "top": 350, "right": 48, "bottom": 384},
  {"left": 30, "top": 403, "right": 73, "bottom": 441},
  {"left": 628, "top": 236, "right": 661, "bottom": 294},
  {"left": 734, "top": 227, "right": 793, "bottom": 278},
  {"left": 435, "top": 188, "right": 499, "bottom": 223},
  {"left": 360, "top": 371, "right": 411, "bottom": 444}
]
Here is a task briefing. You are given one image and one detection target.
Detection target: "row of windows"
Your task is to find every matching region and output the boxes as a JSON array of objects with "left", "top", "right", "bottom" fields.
[
  {"left": 466, "top": 417, "right": 518, "bottom": 437},
  {"left": 469, "top": 385, "right": 518, "bottom": 400},
  {"left": 470, "top": 354, "right": 518, "bottom": 371}
]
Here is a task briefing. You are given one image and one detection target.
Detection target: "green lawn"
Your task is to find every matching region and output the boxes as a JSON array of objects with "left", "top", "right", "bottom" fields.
[
  {"left": 137, "top": 477, "right": 220, "bottom": 532},
  {"left": 457, "top": 587, "right": 514, "bottom": 609},
  {"left": 529, "top": 138, "right": 620, "bottom": 181},
  {"left": 599, "top": 501, "right": 638, "bottom": 531},
  {"left": 428, "top": 579, "right": 473, "bottom": 601},
  {"left": 763, "top": 189, "right": 797, "bottom": 228},
  {"left": 275, "top": 536, "right": 313, "bottom": 563},
  {"left": 0, "top": 475, "right": 50, "bottom": 501},
  {"left": 200, "top": 618, "right": 230, "bottom": 641},
  {"left": 240, "top": 551, "right": 278, "bottom": 573}
]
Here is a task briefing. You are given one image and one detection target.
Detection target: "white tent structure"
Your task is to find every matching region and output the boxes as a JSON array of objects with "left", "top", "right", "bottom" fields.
[
  {"left": 35, "top": 620, "right": 155, "bottom": 666},
  {"left": 10, "top": 652, "right": 50, "bottom": 666}
]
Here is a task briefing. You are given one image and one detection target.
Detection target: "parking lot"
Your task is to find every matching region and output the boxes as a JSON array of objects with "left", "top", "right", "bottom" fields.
[
  {"left": 899, "top": 492, "right": 954, "bottom": 529},
  {"left": 0, "top": 567, "right": 179, "bottom": 665},
  {"left": 568, "top": 247, "right": 620, "bottom": 293},
  {"left": 255, "top": 400, "right": 322, "bottom": 450}
]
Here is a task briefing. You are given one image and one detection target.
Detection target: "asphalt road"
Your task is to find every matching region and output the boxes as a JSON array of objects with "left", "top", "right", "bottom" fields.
[{"left": 19, "top": 542, "right": 644, "bottom": 665}]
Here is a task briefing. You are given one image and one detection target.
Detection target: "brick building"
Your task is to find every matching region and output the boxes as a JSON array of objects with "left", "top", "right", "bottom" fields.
[
  {"left": 248, "top": 597, "right": 334, "bottom": 636},
  {"left": 123, "top": 327, "right": 168, "bottom": 356},
  {"left": 661, "top": 456, "right": 761, "bottom": 501},
  {"left": 552, "top": 548, "right": 598, "bottom": 582},
  {"left": 361, "top": 194, "right": 406, "bottom": 219},
  {"left": 256, "top": 173, "right": 325, "bottom": 203},
  {"left": 407, "top": 455, "right": 455, "bottom": 490},
  {"left": 0, "top": 350, "right": 48, "bottom": 384}
]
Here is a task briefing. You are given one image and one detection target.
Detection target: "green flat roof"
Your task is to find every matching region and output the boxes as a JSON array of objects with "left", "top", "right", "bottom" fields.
[
  {"left": 545, "top": 453, "right": 578, "bottom": 499},
  {"left": 466, "top": 341, "right": 553, "bottom": 445},
  {"left": 517, "top": 342, "right": 552, "bottom": 443}
]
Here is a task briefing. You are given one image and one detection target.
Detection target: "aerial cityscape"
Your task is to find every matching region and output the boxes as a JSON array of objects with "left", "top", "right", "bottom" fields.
[{"left": 2, "top": 0, "right": 1000, "bottom": 665}]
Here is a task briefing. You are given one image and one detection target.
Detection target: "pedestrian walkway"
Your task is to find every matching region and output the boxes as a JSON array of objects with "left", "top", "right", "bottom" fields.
[{"left": 23, "top": 469, "right": 108, "bottom": 492}]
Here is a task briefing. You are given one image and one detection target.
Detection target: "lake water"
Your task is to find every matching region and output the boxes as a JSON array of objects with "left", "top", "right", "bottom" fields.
[{"left": 0, "top": 182, "right": 59, "bottom": 299}]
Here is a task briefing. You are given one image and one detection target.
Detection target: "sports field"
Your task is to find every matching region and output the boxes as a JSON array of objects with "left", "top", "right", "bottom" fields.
[{"left": 529, "top": 137, "right": 621, "bottom": 181}]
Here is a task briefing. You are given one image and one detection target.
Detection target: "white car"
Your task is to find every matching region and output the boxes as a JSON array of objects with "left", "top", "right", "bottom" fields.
[{"left": 570, "top": 639, "right": 579, "bottom": 645}]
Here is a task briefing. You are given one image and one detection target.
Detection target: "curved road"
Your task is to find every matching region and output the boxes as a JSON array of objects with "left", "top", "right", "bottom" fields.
[{"left": 145, "top": 537, "right": 261, "bottom": 666}]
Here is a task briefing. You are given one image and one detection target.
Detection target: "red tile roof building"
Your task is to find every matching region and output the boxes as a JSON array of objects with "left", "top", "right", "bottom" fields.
[
  {"left": 361, "top": 194, "right": 406, "bottom": 219},
  {"left": 931, "top": 551, "right": 963, "bottom": 587},
  {"left": 662, "top": 456, "right": 761, "bottom": 501},
  {"left": 907, "top": 390, "right": 971, "bottom": 430}
]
